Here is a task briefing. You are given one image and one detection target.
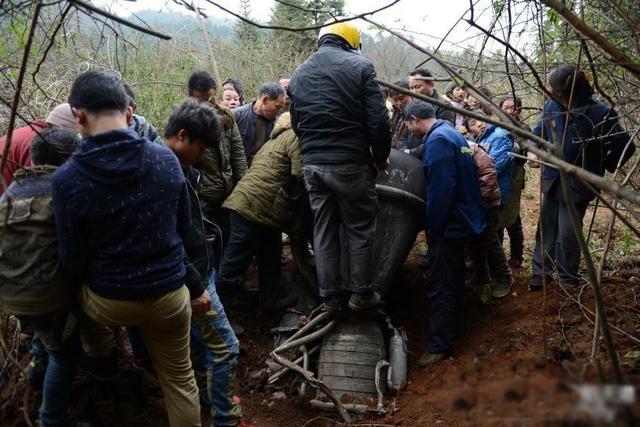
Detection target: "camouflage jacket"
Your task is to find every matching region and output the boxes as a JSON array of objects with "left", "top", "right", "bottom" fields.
[{"left": 0, "top": 166, "right": 72, "bottom": 315}]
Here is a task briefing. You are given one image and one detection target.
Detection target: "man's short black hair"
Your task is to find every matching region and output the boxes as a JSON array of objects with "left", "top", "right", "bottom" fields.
[
  {"left": 389, "top": 79, "right": 410, "bottom": 98},
  {"left": 188, "top": 71, "right": 217, "bottom": 95},
  {"left": 123, "top": 82, "right": 136, "bottom": 108},
  {"left": 165, "top": 98, "right": 220, "bottom": 148},
  {"left": 31, "top": 127, "right": 80, "bottom": 166},
  {"left": 68, "top": 71, "right": 128, "bottom": 113},
  {"left": 403, "top": 100, "right": 435, "bottom": 121},
  {"left": 258, "top": 82, "right": 286, "bottom": 100},
  {"left": 409, "top": 68, "right": 434, "bottom": 79}
]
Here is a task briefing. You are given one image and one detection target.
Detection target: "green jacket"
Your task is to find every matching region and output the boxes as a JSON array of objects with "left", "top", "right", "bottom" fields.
[
  {"left": 0, "top": 166, "right": 71, "bottom": 315},
  {"left": 223, "top": 113, "right": 303, "bottom": 229},
  {"left": 195, "top": 109, "right": 248, "bottom": 208}
]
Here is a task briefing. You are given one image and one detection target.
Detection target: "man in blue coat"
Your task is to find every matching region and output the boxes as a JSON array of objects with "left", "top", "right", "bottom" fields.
[{"left": 404, "top": 100, "right": 486, "bottom": 368}]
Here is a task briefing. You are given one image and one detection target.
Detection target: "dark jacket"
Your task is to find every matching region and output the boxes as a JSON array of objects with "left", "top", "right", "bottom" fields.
[
  {"left": 468, "top": 142, "right": 501, "bottom": 208},
  {"left": 423, "top": 120, "right": 486, "bottom": 238},
  {"left": 431, "top": 89, "right": 456, "bottom": 125},
  {"left": 0, "top": 167, "right": 71, "bottom": 315},
  {"left": 52, "top": 128, "right": 194, "bottom": 300},
  {"left": 195, "top": 109, "right": 248, "bottom": 208},
  {"left": 391, "top": 108, "right": 410, "bottom": 149},
  {"left": 181, "top": 166, "right": 210, "bottom": 296},
  {"left": 533, "top": 98, "right": 635, "bottom": 203},
  {"left": 478, "top": 125, "right": 515, "bottom": 205},
  {"left": 232, "top": 102, "right": 275, "bottom": 166},
  {"left": 288, "top": 40, "right": 391, "bottom": 166},
  {"left": 129, "top": 114, "right": 163, "bottom": 146}
]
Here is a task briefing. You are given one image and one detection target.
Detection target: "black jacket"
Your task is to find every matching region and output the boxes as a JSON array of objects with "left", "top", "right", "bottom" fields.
[
  {"left": 232, "top": 102, "right": 275, "bottom": 166},
  {"left": 431, "top": 89, "right": 456, "bottom": 125},
  {"left": 288, "top": 40, "right": 391, "bottom": 166}
]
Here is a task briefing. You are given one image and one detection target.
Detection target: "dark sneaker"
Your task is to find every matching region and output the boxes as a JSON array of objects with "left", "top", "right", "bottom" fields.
[
  {"left": 323, "top": 295, "right": 346, "bottom": 314},
  {"left": 492, "top": 276, "right": 514, "bottom": 298},
  {"left": 559, "top": 278, "right": 581, "bottom": 288},
  {"left": 418, "top": 351, "right": 448, "bottom": 368},
  {"left": 347, "top": 292, "right": 380, "bottom": 311},
  {"left": 508, "top": 257, "right": 523, "bottom": 269},
  {"left": 528, "top": 275, "right": 552, "bottom": 291},
  {"left": 79, "top": 351, "right": 118, "bottom": 381},
  {"left": 465, "top": 273, "right": 490, "bottom": 288},
  {"left": 23, "top": 359, "right": 46, "bottom": 389}
]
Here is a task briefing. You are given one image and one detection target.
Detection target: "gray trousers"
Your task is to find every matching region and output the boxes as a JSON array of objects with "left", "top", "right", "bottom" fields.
[
  {"left": 303, "top": 164, "right": 378, "bottom": 298},
  {"left": 532, "top": 194, "right": 589, "bottom": 281}
]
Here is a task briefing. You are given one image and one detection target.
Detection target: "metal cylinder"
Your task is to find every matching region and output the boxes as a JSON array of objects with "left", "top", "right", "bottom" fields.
[{"left": 388, "top": 328, "right": 407, "bottom": 391}]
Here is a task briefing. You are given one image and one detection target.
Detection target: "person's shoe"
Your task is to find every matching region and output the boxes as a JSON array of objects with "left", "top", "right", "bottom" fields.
[
  {"left": 323, "top": 295, "right": 346, "bottom": 314},
  {"left": 22, "top": 359, "right": 46, "bottom": 389},
  {"left": 79, "top": 351, "right": 118, "bottom": 381},
  {"left": 418, "top": 351, "right": 448, "bottom": 368},
  {"left": 508, "top": 257, "right": 523, "bottom": 269},
  {"left": 492, "top": 276, "right": 514, "bottom": 298},
  {"left": 347, "top": 292, "right": 380, "bottom": 311},
  {"left": 528, "top": 275, "right": 552, "bottom": 291},
  {"left": 465, "top": 273, "right": 490, "bottom": 288}
]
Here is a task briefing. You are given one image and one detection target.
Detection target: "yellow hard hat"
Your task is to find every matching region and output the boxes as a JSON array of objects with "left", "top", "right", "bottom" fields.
[{"left": 318, "top": 19, "right": 361, "bottom": 50}]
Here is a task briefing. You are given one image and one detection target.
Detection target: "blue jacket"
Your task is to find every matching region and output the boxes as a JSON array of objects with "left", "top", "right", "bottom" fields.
[
  {"left": 423, "top": 120, "right": 486, "bottom": 238},
  {"left": 533, "top": 98, "right": 635, "bottom": 202},
  {"left": 478, "top": 125, "right": 515, "bottom": 205},
  {"left": 52, "top": 128, "right": 193, "bottom": 300}
]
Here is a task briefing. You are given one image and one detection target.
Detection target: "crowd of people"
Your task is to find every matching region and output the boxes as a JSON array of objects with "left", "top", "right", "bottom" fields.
[{"left": 0, "top": 19, "right": 636, "bottom": 427}]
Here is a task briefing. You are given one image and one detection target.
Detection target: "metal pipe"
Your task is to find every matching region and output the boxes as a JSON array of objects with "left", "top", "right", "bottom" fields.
[
  {"left": 299, "top": 345, "right": 309, "bottom": 397},
  {"left": 267, "top": 345, "right": 319, "bottom": 384},
  {"left": 277, "top": 311, "right": 331, "bottom": 349},
  {"left": 274, "top": 320, "right": 337, "bottom": 353},
  {"left": 375, "top": 360, "right": 390, "bottom": 414},
  {"left": 376, "top": 184, "right": 425, "bottom": 209},
  {"left": 309, "top": 399, "right": 370, "bottom": 415}
]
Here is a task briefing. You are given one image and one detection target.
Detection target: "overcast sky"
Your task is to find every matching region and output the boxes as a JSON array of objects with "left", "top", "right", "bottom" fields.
[{"left": 99, "top": 0, "right": 500, "bottom": 52}]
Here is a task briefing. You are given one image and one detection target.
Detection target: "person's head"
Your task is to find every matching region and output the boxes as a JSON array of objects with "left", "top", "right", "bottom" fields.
[
  {"left": 68, "top": 70, "right": 131, "bottom": 137},
  {"left": 389, "top": 80, "right": 412, "bottom": 112},
  {"left": 466, "top": 87, "right": 493, "bottom": 114},
  {"left": 123, "top": 82, "right": 137, "bottom": 113},
  {"left": 547, "top": 65, "right": 594, "bottom": 108},
  {"left": 409, "top": 68, "right": 435, "bottom": 97},
  {"left": 278, "top": 74, "right": 291, "bottom": 91},
  {"left": 46, "top": 103, "right": 79, "bottom": 132},
  {"left": 463, "top": 111, "right": 487, "bottom": 137},
  {"left": 30, "top": 127, "right": 81, "bottom": 167},
  {"left": 254, "top": 82, "right": 286, "bottom": 120},
  {"left": 446, "top": 82, "right": 466, "bottom": 102},
  {"left": 221, "top": 88, "right": 240, "bottom": 109},
  {"left": 188, "top": 71, "right": 217, "bottom": 103},
  {"left": 318, "top": 19, "right": 361, "bottom": 51},
  {"left": 499, "top": 96, "right": 523, "bottom": 120},
  {"left": 222, "top": 78, "right": 244, "bottom": 104},
  {"left": 403, "top": 100, "right": 436, "bottom": 138},
  {"left": 164, "top": 98, "right": 220, "bottom": 166}
]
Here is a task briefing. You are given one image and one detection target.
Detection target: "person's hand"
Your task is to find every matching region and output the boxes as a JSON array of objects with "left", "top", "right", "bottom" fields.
[
  {"left": 191, "top": 290, "right": 211, "bottom": 315},
  {"left": 457, "top": 125, "right": 467, "bottom": 135},
  {"left": 376, "top": 157, "right": 390, "bottom": 170},
  {"left": 527, "top": 150, "right": 541, "bottom": 168}
]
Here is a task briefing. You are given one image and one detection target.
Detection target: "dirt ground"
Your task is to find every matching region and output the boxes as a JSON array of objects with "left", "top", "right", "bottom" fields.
[{"left": 2, "top": 172, "right": 640, "bottom": 427}]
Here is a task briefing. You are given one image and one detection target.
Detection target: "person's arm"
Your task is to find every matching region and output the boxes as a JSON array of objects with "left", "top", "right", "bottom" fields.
[
  {"left": 424, "top": 137, "right": 457, "bottom": 233},
  {"left": 229, "top": 123, "right": 248, "bottom": 181},
  {"left": 362, "top": 63, "right": 391, "bottom": 168},
  {"left": 488, "top": 132, "right": 514, "bottom": 178},
  {"left": 52, "top": 175, "right": 87, "bottom": 277},
  {"left": 598, "top": 109, "right": 636, "bottom": 173}
]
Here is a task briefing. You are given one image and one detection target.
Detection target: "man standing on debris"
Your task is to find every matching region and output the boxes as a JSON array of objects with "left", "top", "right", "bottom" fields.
[
  {"left": 404, "top": 100, "right": 486, "bottom": 367},
  {"left": 288, "top": 20, "right": 391, "bottom": 312}
]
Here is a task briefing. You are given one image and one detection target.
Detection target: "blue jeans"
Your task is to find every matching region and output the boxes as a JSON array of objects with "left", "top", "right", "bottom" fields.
[
  {"left": 19, "top": 310, "right": 79, "bottom": 427},
  {"left": 191, "top": 273, "right": 242, "bottom": 426},
  {"left": 532, "top": 195, "right": 589, "bottom": 281}
]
